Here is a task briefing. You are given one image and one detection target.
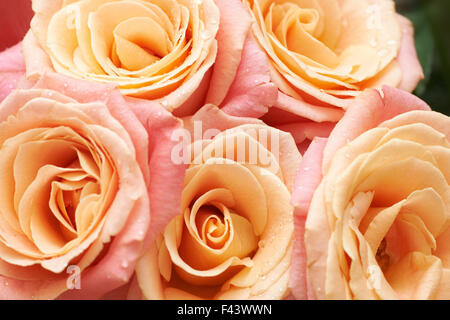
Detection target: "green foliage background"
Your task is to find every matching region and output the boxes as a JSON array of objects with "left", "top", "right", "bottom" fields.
[{"left": 396, "top": 0, "right": 450, "bottom": 115}]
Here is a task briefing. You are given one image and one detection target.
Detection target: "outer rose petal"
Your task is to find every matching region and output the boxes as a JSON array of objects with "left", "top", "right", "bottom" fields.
[
  {"left": 396, "top": 15, "right": 425, "bottom": 92},
  {"left": 322, "top": 86, "right": 431, "bottom": 171},
  {"left": 0, "top": 44, "right": 26, "bottom": 102},
  {"left": 183, "top": 104, "right": 262, "bottom": 139},
  {"left": 220, "top": 34, "right": 278, "bottom": 118},
  {"left": 289, "top": 138, "right": 327, "bottom": 300},
  {"left": 206, "top": 0, "right": 252, "bottom": 106},
  {"left": 127, "top": 98, "right": 186, "bottom": 247}
]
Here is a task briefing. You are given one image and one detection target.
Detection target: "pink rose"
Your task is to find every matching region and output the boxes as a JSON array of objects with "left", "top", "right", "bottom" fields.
[{"left": 0, "top": 73, "right": 184, "bottom": 300}]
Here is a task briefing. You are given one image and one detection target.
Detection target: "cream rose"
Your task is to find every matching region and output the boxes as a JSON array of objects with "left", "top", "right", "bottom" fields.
[
  {"left": 24, "top": 0, "right": 219, "bottom": 112},
  {"left": 242, "top": 0, "right": 424, "bottom": 110},
  {"left": 0, "top": 74, "right": 154, "bottom": 300},
  {"left": 304, "top": 88, "right": 450, "bottom": 299},
  {"left": 129, "top": 116, "right": 302, "bottom": 299}
]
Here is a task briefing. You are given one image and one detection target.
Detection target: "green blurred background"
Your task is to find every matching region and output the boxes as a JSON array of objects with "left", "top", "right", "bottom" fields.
[{"left": 396, "top": 0, "right": 450, "bottom": 115}]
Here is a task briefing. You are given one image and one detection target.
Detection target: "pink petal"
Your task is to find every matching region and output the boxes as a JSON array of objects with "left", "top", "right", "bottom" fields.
[
  {"left": 290, "top": 138, "right": 327, "bottom": 300},
  {"left": 220, "top": 34, "right": 278, "bottom": 118},
  {"left": 396, "top": 15, "right": 425, "bottom": 92},
  {"left": 183, "top": 104, "right": 262, "bottom": 140},
  {"left": 271, "top": 91, "right": 344, "bottom": 123},
  {"left": 32, "top": 72, "right": 116, "bottom": 104},
  {"left": 275, "top": 122, "right": 335, "bottom": 145},
  {"left": 323, "top": 87, "right": 431, "bottom": 171},
  {"left": 0, "top": 43, "right": 26, "bottom": 102},
  {"left": 127, "top": 98, "right": 186, "bottom": 247},
  {"left": 206, "top": 0, "right": 252, "bottom": 106},
  {"left": 291, "top": 138, "right": 328, "bottom": 218}
]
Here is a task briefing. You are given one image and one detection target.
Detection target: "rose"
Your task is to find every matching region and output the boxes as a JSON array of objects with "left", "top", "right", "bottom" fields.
[
  {"left": 290, "top": 87, "right": 450, "bottom": 300},
  {"left": 0, "top": 73, "right": 184, "bottom": 300},
  {"left": 241, "top": 0, "right": 424, "bottom": 148},
  {"left": 128, "top": 107, "right": 302, "bottom": 299},
  {"left": 23, "top": 0, "right": 219, "bottom": 113}
]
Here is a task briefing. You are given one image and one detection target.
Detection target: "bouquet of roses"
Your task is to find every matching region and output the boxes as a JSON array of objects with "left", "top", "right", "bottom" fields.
[{"left": 0, "top": 0, "right": 447, "bottom": 300}]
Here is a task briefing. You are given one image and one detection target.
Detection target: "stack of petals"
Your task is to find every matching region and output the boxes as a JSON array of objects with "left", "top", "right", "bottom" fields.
[{"left": 0, "top": 0, "right": 448, "bottom": 300}]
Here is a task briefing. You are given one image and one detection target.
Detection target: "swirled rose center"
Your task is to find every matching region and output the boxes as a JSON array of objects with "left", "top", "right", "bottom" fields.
[
  {"left": 3, "top": 125, "right": 115, "bottom": 256},
  {"left": 246, "top": 0, "right": 402, "bottom": 89}
]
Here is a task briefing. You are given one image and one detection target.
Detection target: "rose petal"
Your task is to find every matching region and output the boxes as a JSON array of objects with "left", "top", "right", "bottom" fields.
[
  {"left": 396, "top": 15, "right": 424, "bottom": 92},
  {"left": 127, "top": 97, "right": 186, "bottom": 247},
  {"left": 289, "top": 137, "right": 327, "bottom": 300},
  {"left": 206, "top": 0, "right": 252, "bottom": 106},
  {"left": 323, "top": 87, "right": 431, "bottom": 171},
  {"left": 0, "top": 43, "right": 26, "bottom": 102},
  {"left": 220, "top": 34, "right": 278, "bottom": 118}
]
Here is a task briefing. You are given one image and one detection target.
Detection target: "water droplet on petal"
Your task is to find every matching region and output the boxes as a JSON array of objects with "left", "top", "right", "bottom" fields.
[{"left": 378, "top": 49, "right": 389, "bottom": 57}]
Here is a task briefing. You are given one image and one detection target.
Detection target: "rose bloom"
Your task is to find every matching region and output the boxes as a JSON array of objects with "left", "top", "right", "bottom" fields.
[
  {"left": 0, "top": 73, "right": 183, "bottom": 300},
  {"left": 291, "top": 86, "right": 450, "bottom": 300},
  {"left": 23, "top": 0, "right": 219, "bottom": 113},
  {"left": 127, "top": 107, "right": 301, "bottom": 299},
  {"left": 241, "top": 0, "right": 424, "bottom": 148}
]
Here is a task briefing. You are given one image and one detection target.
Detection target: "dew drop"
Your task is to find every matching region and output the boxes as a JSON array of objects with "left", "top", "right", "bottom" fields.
[
  {"left": 387, "top": 40, "right": 397, "bottom": 46},
  {"left": 201, "top": 31, "right": 211, "bottom": 40},
  {"left": 258, "top": 240, "right": 266, "bottom": 248},
  {"left": 378, "top": 49, "right": 389, "bottom": 57},
  {"left": 121, "top": 260, "right": 129, "bottom": 268}
]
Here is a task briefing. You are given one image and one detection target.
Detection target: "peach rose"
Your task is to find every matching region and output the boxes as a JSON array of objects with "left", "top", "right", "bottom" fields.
[
  {"left": 128, "top": 108, "right": 301, "bottom": 299},
  {"left": 0, "top": 73, "right": 184, "bottom": 300},
  {"left": 23, "top": 0, "right": 219, "bottom": 112},
  {"left": 20, "top": 0, "right": 279, "bottom": 117},
  {"left": 291, "top": 87, "right": 450, "bottom": 300},
  {"left": 241, "top": 0, "right": 424, "bottom": 148}
]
